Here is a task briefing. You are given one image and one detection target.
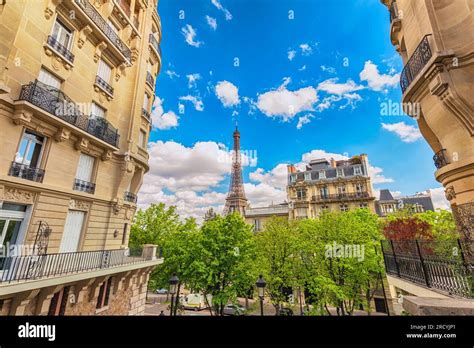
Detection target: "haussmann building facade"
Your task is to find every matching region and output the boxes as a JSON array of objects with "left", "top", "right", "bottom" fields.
[{"left": 0, "top": 0, "right": 162, "bottom": 315}]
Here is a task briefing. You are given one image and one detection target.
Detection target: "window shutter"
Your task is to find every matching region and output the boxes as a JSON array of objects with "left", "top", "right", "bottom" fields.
[
  {"left": 76, "top": 153, "right": 95, "bottom": 182},
  {"left": 98, "top": 59, "right": 112, "bottom": 83},
  {"left": 91, "top": 103, "right": 105, "bottom": 118},
  {"left": 38, "top": 69, "right": 61, "bottom": 89}
]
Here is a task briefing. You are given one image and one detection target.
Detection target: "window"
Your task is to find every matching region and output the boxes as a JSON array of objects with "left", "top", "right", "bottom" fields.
[
  {"left": 0, "top": 204, "right": 27, "bottom": 261},
  {"left": 289, "top": 174, "right": 296, "bottom": 184},
  {"left": 51, "top": 20, "right": 73, "bottom": 49},
  {"left": 91, "top": 102, "right": 105, "bottom": 119},
  {"left": 15, "top": 130, "right": 45, "bottom": 168},
  {"left": 304, "top": 172, "right": 311, "bottom": 181},
  {"left": 336, "top": 168, "right": 344, "bottom": 178},
  {"left": 48, "top": 286, "right": 70, "bottom": 316},
  {"left": 143, "top": 94, "right": 150, "bottom": 110},
  {"left": 337, "top": 186, "right": 346, "bottom": 195},
  {"left": 97, "top": 278, "right": 113, "bottom": 309},
  {"left": 75, "top": 153, "right": 95, "bottom": 183},
  {"left": 355, "top": 183, "right": 364, "bottom": 193},
  {"left": 59, "top": 210, "right": 85, "bottom": 252},
  {"left": 340, "top": 204, "right": 349, "bottom": 212},
  {"left": 38, "top": 68, "right": 61, "bottom": 89},
  {"left": 319, "top": 170, "right": 326, "bottom": 179},
  {"left": 320, "top": 186, "right": 328, "bottom": 198},
  {"left": 97, "top": 59, "right": 112, "bottom": 83},
  {"left": 353, "top": 165, "right": 362, "bottom": 176},
  {"left": 296, "top": 188, "right": 306, "bottom": 201},
  {"left": 254, "top": 219, "right": 261, "bottom": 232},
  {"left": 138, "top": 129, "right": 147, "bottom": 148},
  {"left": 296, "top": 208, "right": 308, "bottom": 219},
  {"left": 320, "top": 204, "right": 329, "bottom": 212},
  {"left": 359, "top": 203, "right": 368, "bottom": 209}
]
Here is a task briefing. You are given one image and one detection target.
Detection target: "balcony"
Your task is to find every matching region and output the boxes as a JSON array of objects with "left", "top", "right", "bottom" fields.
[
  {"left": 94, "top": 75, "right": 114, "bottom": 97},
  {"left": 149, "top": 33, "right": 161, "bottom": 58},
  {"left": 433, "top": 149, "right": 450, "bottom": 170},
  {"left": 142, "top": 108, "right": 151, "bottom": 123},
  {"left": 400, "top": 34, "right": 433, "bottom": 93},
  {"left": 46, "top": 35, "right": 75, "bottom": 64},
  {"left": 124, "top": 191, "right": 137, "bottom": 203},
  {"left": 0, "top": 246, "right": 161, "bottom": 284},
  {"left": 389, "top": 1, "right": 399, "bottom": 22},
  {"left": 8, "top": 162, "right": 45, "bottom": 183},
  {"left": 73, "top": 178, "right": 96, "bottom": 194},
  {"left": 146, "top": 71, "right": 155, "bottom": 88},
  {"left": 73, "top": 0, "right": 131, "bottom": 63},
  {"left": 312, "top": 192, "right": 371, "bottom": 202},
  {"left": 18, "top": 80, "right": 120, "bottom": 147},
  {"left": 381, "top": 240, "right": 473, "bottom": 298}
]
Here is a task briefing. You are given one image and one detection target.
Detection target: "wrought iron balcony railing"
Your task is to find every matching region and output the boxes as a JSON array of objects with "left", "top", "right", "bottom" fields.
[
  {"left": 95, "top": 75, "right": 114, "bottom": 96},
  {"left": 312, "top": 191, "right": 370, "bottom": 202},
  {"left": 146, "top": 71, "right": 155, "bottom": 87},
  {"left": 389, "top": 1, "right": 400, "bottom": 22},
  {"left": 8, "top": 162, "right": 45, "bottom": 183},
  {"left": 19, "top": 80, "right": 120, "bottom": 147},
  {"left": 149, "top": 33, "right": 162, "bottom": 57},
  {"left": 74, "top": 0, "right": 131, "bottom": 63},
  {"left": 381, "top": 240, "right": 473, "bottom": 298},
  {"left": 46, "top": 35, "right": 75, "bottom": 63},
  {"left": 142, "top": 108, "right": 151, "bottom": 123},
  {"left": 400, "top": 34, "right": 433, "bottom": 93},
  {"left": 433, "top": 149, "right": 450, "bottom": 169},
  {"left": 74, "top": 178, "right": 96, "bottom": 194},
  {"left": 124, "top": 191, "right": 137, "bottom": 203},
  {"left": 0, "top": 247, "right": 160, "bottom": 284}
]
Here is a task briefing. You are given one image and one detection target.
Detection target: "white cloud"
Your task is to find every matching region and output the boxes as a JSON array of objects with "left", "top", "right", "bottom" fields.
[
  {"left": 150, "top": 97, "right": 179, "bottom": 130},
  {"left": 215, "top": 80, "right": 240, "bottom": 107},
  {"left": 249, "top": 164, "right": 288, "bottom": 190},
  {"left": 165, "top": 70, "right": 180, "bottom": 79},
  {"left": 206, "top": 15, "right": 217, "bottom": 30},
  {"left": 181, "top": 24, "right": 203, "bottom": 47},
  {"left": 429, "top": 187, "right": 451, "bottom": 210},
  {"left": 299, "top": 43, "right": 313, "bottom": 56},
  {"left": 287, "top": 49, "right": 296, "bottom": 61},
  {"left": 317, "top": 78, "right": 364, "bottom": 95},
  {"left": 179, "top": 95, "right": 204, "bottom": 111},
  {"left": 381, "top": 122, "right": 422, "bottom": 143},
  {"left": 256, "top": 84, "right": 318, "bottom": 121},
  {"left": 244, "top": 183, "right": 287, "bottom": 207},
  {"left": 186, "top": 73, "right": 201, "bottom": 89},
  {"left": 296, "top": 114, "right": 313, "bottom": 129},
  {"left": 320, "top": 65, "right": 336, "bottom": 74},
  {"left": 298, "top": 65, "right": 307, "bottom": 71},
  {"left": 359, "top": 60, "right": 400, "bottom": 92},
  {"left": 211, "top": 0, "right": 232, "bottom": 20}
]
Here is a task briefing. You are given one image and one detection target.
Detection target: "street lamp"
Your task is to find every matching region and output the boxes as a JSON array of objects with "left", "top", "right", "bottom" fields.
[
  {"left": 256, "top": 275, "right": 266, "bottom": 316},
  {"left": 169, "top": 273, "right": 179, "bottom": 316}
]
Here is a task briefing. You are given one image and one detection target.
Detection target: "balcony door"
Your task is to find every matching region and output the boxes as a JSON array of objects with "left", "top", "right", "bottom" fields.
[
  {"left": 0, "top": 204, "right": 27, "bottom": 273},
  {"left": 59, "top": 210, "right": 85, "bottom": 253}
]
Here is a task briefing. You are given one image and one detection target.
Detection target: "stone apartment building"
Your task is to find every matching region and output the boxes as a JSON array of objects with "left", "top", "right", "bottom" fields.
[
  {"left": 287, "top": 154, "right": 376, "bottom": 219},
  {"left": 0, "top": 0, "right": 162, "bottom": 315},
  {"left": 375, "top": 189, "right": 435, "bottom": 217}
]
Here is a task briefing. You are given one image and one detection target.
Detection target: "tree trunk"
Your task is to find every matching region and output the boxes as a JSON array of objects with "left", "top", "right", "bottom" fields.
[{"left": 173, "top": 283, "right": 181, "bottom": 316}]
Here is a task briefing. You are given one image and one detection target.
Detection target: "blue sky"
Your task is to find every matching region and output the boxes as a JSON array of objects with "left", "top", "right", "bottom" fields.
[{"left": 139, "top": 0, "right": 448, "bottom": 219}]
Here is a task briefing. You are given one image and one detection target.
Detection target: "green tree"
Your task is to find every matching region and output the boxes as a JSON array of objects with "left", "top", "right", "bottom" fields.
[{"left": 414, "top": 210, "right": 459, "bottom": 241}]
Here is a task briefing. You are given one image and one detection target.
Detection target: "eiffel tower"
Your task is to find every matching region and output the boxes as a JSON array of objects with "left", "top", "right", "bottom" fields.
[{"left": 224, "top": 126, "right": 248, "bottom": 216}]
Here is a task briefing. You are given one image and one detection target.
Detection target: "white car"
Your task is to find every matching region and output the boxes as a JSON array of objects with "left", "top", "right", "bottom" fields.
[{"left": 182, "top": 293, "right": 212, "bottom": 311}]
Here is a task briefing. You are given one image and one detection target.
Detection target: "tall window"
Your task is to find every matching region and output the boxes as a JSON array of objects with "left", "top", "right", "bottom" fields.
[
  {"left": 97, "top": 59, "right": 112, "bottom": 84},
  {"left": 336, "top": 168, "right": 344, "bottom": 178},
  {"left": 337, "top": 186, "right": 346, "bottom": 195},
  {"left": 143, "top": 94, "right": 150, "bottom": 110},
  {"left": 75, "top": 153, "right": 95, "bottom": 183},
  {"left": 15, "top": 130, "right": 45, "bottom": 168},
  {"left": 138, "top": 129, "right": 147, "bottom": 148},
  {"left": 254, "top": 219, "right": 261, "bottom": 232},
  {"left": 319, "top": 170, "right": 326, "bottom": 179},
  {"left": 355, "top": 183, "right": 364, "bottom": 193},
  {"left": 353, "top": 165, "right": 362, "bottom": 176},
  {"left": 97, "top": 278, "right": 113, "bottom": 309},
  {"left": 91, "top": 102, "right": 105, "bottom": 119},
  {"left": 296, "top": 188, "right": 306, "bottom": 200},
  {"left": 320, "top": 186, "right": 328, "bottom": 198},
  {"left": 38, "top": 68, "right": 61, "bottom": 89},
  {"left": 51, "top": 20, "right": 73, "bottom": 49},
  {"left": 304, "top": 172, "right": 311, "bottom": 181},
  {"left": 48, "top": 286, "right": 70, "bottom": 316}
]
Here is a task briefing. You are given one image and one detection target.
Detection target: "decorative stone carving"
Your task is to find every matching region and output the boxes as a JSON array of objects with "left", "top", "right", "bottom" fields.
[
  {"left": 452, "top": 202, "right": 474, "bottom": 258},
  {"left": 93, "top": 42, "right": 107, "bottom": 63},
  {"left": 444, "top": 186, "right": 456, "bottom": 201},
  {"left": 115, "top": 63, "right": 127, "bottom": 81},
  {"left": 69, "top": 199, "right": 91, "bottom": 211},
  {"left": 54, "top": 128, "right": 71, "bottom": 142},
  {"left": 112, "top": 202, "right": 122, "bottom": 215},
  {"left": 78, "top": 25, "right": 92, "bottom": 49},
  {"left": 429, "top": 71, "right": 449, "bottom": 97},
  {"left": 101, "top": 150, "right": 112, "bottom": 161},
  {"left": 1, "top": 187, "right": 36, "bottom": 204},
  {"left": 45, "top": 0, "right": 63, "bottom": 20},
  {"left": 12, "top": 110, "right": 32, "bottom": 126},
  {"left": 75, "top": 137, "right": 89, "bottom": 152}
]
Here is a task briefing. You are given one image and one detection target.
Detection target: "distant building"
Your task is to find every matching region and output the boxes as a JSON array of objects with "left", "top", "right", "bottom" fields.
[
  {"left": 287, "top": 154, "right": 376, "bottom": 219},
  {"left": 375, "top": 189, "right": 435, "bottom": 217},
  {"left": 245, "top": 203, "right": 289, "bottom": 232}
]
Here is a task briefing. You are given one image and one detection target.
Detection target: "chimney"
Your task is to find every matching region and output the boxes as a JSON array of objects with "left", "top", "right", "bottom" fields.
[
  {"left": 287, "top": 164, "right": 296, "bottom": 174},
  {"left": 330, "top": 158, "right": 337, "bottom": 168}
]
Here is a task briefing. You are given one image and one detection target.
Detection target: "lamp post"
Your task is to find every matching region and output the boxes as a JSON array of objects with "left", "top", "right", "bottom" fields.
[
  {"left": 169, "top": 273, "right": 179, "bottom": 316},
  {"left": 256, "top": 275, "right": 266, "bottom": 316}
]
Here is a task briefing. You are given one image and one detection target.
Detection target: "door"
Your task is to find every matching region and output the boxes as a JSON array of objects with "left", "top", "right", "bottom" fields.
[
  {"left": 59, "top": 211, "right": 85, "bottom": 253},
  {"left": 0, "top": 205, "right": 26, "bottom": 274}
]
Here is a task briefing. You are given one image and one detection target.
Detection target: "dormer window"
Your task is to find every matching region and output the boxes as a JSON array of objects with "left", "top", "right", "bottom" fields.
[
  {"left": 354, "top": 165, "right": 362, "bottom": 176},
  {"left": 319, "top": 170, "right": 326, "bottom": 179},
  {"left": 336, "top": 168, "right": 344, "bottom": 178},
  {"left": 304, "top": 172, "right": 311, "bottom": 181}
]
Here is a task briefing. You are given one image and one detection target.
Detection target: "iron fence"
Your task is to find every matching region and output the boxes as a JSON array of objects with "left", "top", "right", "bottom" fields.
[
  {"left": 400, "top": 34, "right": 433, "bottom": 93},
  {"left": 8, "top": 162, "right": 45, "bottom": 183},
  {"left": 47, "top": 35, "right": 75, "bottom": 63},
  {"left": 95, "top": 75, "right": 114, "bottom": 96},
  {"left": 381, "top": 239, "right": 473, "bottom": 298}
]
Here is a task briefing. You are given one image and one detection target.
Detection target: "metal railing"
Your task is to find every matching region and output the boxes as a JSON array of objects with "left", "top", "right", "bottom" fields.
[
  {"left": 400, "top": 34, "right": 433, "bottom": 93},
  {"left": 146, "top": 71, "right": 155, "bottom": 87},
  {"left": 0, "top": 248, "right": 156, "bottom": 284},
  {"left": 312, "top": 192, "right": 371, "bottom": 202},
  {"left": 389, "top": 1, "right": 400, "bottom": 22},
  {"left": 124, "top": 191, "right": 137, "bottom": 203},
  {"left": 46, "top": 35, "right": 75, "bottom": 63},
  {"left": 149, "top": 33, "right": 161, "bottom": 57},
  {"left": 381, "top": 240, "right": 473, "bottom": 298},
  {"left": 95, "top": 75, "right": 114, "bottom": 96},
  {"left": 19, "top": 80, "right": 120, "bottom": 147},
  {"left": 73, "top": 178, "right": 96, "bottom": 194},
  {"left": 142, "top": 108, "right": 151, "bottom": 123},
  {"left": 74, "top": 0, "right": 131, "bottom": 62},
  {"left": 433, "top": 149, "right": 450, "bottom": 169},
  {"left": 8, "top": 162, "right": 45, "bottom": 183}
]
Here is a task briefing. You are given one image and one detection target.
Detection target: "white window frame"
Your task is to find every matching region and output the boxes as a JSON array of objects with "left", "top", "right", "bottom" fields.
[
  {"left": 52, "top": 19, "right": 73, "bottom": 50},
  {"left": 304, "top": 172, "right": 311, "bottom": 181},
  {"left": 336, "top": 168, "right": 344, "bottom": 178},
  {"left": 91, "top": 102, "right": 106, "bottom": 119},
  {"left": 38, "top": 68, "right": 61, "bottom": 89},
  {"left": 15, "top": 130, "right": 46, "bottom": 168},
  {"left": 353, "top": 165, "right": 362, "bottom": 176},
  {"left": 97, "top": 59, "right": 112, "bottom": 83},
  {"left": 75, "top": 153, "right": 95, "bottom": 183},
  {"left": 319, "top": 170, "right": 326, "bottom": 179}
]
